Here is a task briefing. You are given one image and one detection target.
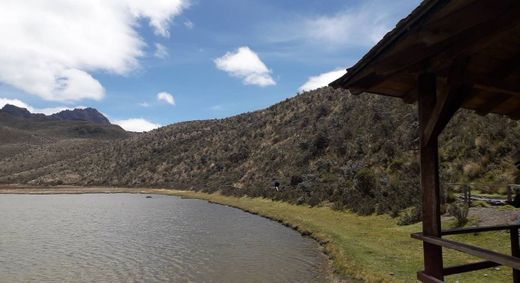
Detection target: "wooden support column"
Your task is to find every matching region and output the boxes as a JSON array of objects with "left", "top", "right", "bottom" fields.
[
  {"left": 510, "top": 227, "right": 520, "bottom": 283},
  {"left": 418, "top": 72, "right": 444, "bottom": 281}
]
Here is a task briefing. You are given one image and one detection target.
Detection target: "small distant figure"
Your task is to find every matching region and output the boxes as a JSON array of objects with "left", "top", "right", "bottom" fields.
[
  {"left": 273, "top": 181, "right": 280, "bottom": 192},
  {"left": 146, "top": 195, "right": 152, "bottom": 199}
]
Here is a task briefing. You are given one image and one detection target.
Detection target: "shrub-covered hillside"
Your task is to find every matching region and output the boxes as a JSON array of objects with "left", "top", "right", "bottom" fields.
[{"left": 2, "top": 87, "right": 519, "bottom": 215}]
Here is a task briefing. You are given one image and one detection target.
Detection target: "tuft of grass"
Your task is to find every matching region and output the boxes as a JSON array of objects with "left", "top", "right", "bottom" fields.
[{"left": 154, "top": 189, "right": 513, "bottom": 283}]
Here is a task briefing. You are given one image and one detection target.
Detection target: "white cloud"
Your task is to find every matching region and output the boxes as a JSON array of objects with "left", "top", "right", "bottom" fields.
[
  {"left": 214, "top": 46, "right": 276, "bottom": 87},
  {"left": 298, "top": 69, "right": 347, "bottom": 92},
  {"left": 0, "top": 0, "right": 189, "bottom": 102},
  {"left": 154, "top": 43, "right": 169, "bottom": 59},
  {"left": 113, "top": 118, "right": 161, "bottom": 132},
  {"left": 267, "top": 0, "right": 418, "bottom": 49},
  {"left": 184, "top": 20, "right": 194, "bottom": 29},
  {"left": 157, "top": 92, "right": 175, "bottom": 105},
  {"left": 0, "top": 97, "right": 82, "bottom": 115},
  {"left": 139, "top": 102, "right": 151, "bottom": 107},
  {"left": 126, "top": 0, "right": 190, "bottom": 37}
]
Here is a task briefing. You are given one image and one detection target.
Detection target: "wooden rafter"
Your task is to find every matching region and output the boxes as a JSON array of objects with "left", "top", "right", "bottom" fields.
[{"left": 422, "top": 58, "right": 473, "bottom": 146}]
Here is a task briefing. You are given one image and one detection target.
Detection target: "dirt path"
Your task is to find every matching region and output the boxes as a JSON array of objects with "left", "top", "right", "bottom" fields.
[{"left": 468, "top": 206, "right": 520, "bottom": 226}]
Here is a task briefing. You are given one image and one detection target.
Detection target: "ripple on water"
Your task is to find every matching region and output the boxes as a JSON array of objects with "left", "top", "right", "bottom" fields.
[{"left": 0, "top": 194, "right": 328, "bottom": 283}]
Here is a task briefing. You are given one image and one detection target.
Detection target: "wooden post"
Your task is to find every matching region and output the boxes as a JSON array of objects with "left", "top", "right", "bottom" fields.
[
  {"left": 464, "top": 185, "right": 469, "bottom": 205},
  {"left": 511, "top": 227, "right": 520, "bottom": 283},
  {"left": 418, "top": 72, "right": 444, "bottom": 280},
  {"left": 468, "top": 185, "right": 472, "bottom": 207}
]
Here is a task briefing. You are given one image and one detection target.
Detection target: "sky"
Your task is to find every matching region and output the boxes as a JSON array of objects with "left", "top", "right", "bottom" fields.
[{"left": 0, "top": 0, "right": 420, "bottom": 132}]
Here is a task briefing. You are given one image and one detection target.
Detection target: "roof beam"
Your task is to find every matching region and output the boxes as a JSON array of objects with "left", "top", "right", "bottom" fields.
[
  {"left": 473, "top": 77, "right": 520, "bottom": 98},
  {"left": 475, "top": 94, "right": 513, "bottom": 116},
  {"left": 422, "top": 58, "right": 472, "bottom": 146}
]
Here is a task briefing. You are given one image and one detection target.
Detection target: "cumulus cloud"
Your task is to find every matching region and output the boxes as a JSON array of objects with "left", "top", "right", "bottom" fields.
[
  {"left": 113, "top": 118, "right": 161, "bottom": 132},
  {"left": 215, "top": 46, "right": 275, "bottom": 87},
  {"left": 298, "top": 69, "right": 347, "bottom": 92},
  {"left": 154, "top": 43, "right": 169, "bottom": 59},
  {"left": 157, "top": 92, "right": 175, "bottom": 105},
  {"left": 0, "top": 97, "right": 82, "bottom": 115},
  {"left": 0, "top": 0, "right": 189, "bottom": 102}
]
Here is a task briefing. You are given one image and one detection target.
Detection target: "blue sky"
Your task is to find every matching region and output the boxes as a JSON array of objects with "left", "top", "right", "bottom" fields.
[{"left": 0, "top": 0, "right": 420, "bottom": 131}]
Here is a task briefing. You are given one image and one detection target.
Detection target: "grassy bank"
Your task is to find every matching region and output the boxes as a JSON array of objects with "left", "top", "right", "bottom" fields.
[
  {"left": 152, "top": 189, "right": 512, "bottom": 283},
  {"left": 0, "top": 186, "right": 513, "bottom": 282}
]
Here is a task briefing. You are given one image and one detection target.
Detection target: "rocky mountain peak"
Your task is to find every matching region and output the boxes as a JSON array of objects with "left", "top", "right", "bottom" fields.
[{"left": 50, "top": 108, "right": 110, "bottom": 125}]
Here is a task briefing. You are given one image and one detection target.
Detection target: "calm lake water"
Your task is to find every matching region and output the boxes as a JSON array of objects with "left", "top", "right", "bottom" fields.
[{"left": 0, "top": 194, "right": 328, "bottom": 283}]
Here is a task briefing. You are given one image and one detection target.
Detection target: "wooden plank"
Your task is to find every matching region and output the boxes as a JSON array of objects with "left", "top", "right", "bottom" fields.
[
  {"left": 473, "top": 77, "right": 520, "bottom": 98},
  {"left": 475, "top": 93, "right": 512, "bottom": 116},
  {"left": 444, "top": 261, "right": 500, "bottom": 275},
  {"left": 418, "top": 72, "right": 444, "bottom": 280},
  {"left": 412, "top": 233, "right": 520, "bottom": 270},
  {"left": 442, "top": 224, "right": 520, "bottom": 236}
]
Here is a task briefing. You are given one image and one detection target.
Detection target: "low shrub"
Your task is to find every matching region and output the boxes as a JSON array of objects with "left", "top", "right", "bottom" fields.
[
  {"left": 448, "top": 203, "right": 469, "bottom": 227},
  {"left": 397, "top": 206, "right": 422, "bottom": 226}
]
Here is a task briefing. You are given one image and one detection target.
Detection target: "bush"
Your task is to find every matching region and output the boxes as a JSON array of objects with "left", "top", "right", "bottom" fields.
[
  {"left": 397, "top": 206, "right": 422, "bottom": 226},
  {"left": 448, "top": 203, "right": 469, "bottom": 227},
  {"left": 463, "top": 162, "right": 482, "bottom": 179}
]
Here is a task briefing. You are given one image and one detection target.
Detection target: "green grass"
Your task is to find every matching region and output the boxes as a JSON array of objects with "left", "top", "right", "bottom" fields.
[{"left": 152, "top": 189, "right": 513, "bottom": 283}]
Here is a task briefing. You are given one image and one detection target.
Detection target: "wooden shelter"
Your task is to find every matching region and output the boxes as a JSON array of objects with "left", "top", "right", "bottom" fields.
[{"left": 330, "top": 0, "right": 520, "bottom": 281}]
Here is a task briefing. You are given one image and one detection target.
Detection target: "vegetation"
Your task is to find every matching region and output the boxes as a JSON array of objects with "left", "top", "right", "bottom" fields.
[
  {"left": 1, "top": 87, "right": 519, "bottom": 220},
  {"left": 447, "top": 202, "right": 470, "bottom": 227}
]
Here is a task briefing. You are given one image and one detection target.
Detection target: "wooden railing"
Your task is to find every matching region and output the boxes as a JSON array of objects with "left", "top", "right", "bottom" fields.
[{"left": 412, "top": 224, "right": 520, "bottom": 282}]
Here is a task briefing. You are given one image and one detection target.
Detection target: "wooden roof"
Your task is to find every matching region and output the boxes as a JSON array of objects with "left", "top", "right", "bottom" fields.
[{"left": 330, "top": 0, "right": 520, "bottom": 119}]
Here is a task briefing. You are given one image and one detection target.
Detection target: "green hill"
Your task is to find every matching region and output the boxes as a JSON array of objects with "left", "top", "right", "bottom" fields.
[{"left": 1, "top": 88, "right": 519, "bottom": 217}]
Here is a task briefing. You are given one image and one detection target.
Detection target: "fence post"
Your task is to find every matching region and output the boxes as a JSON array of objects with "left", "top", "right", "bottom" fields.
[{"left": 511, "top": 227, "right": 520, "bottom": 283}]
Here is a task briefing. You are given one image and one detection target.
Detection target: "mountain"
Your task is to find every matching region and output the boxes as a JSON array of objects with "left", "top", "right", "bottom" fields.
[
  {"left": 1, "top": 104, "right": 44, "bottom": 119},
  {"left": 0, "top": 104, "right": 110, "bottom": 125},
  {"left": 50, "top": 108, "right": 111, "bottom": 125},
  {"left": 0, "top": 104, "right": 130, "bottom": 178},
  {"left": 1, "top": 87, "right": 518, "bottom": 218}
]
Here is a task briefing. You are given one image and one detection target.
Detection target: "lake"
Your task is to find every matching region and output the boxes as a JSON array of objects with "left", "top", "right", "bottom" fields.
[{"left": 0, "top": 193, "right": 328, "bottom": 282}]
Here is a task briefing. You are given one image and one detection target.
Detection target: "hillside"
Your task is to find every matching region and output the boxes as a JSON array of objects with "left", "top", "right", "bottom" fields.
[
  {"left": 0, "top": 105, "right": 130, "bottom": 178},
  {"left": 1, "top": 88, "right": 519, "bottom": 216}
]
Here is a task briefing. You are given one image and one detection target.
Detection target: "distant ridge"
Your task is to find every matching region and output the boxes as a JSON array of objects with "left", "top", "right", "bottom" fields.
[
  {"left": 0, "top": 104, "right": 111, "bottom": 125},
  {"left": 1, "top": 104, "right": 41, "bottom": 119},
  {"left": 50, "top": 108, "right": 110, "bottom": 125}
]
